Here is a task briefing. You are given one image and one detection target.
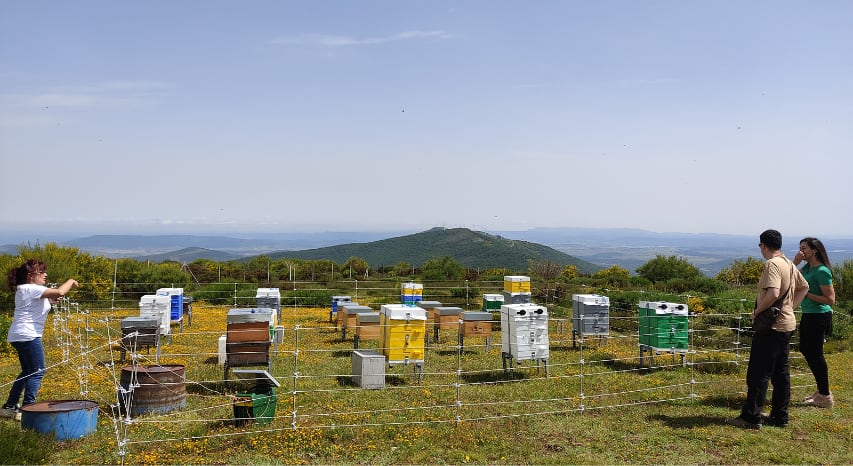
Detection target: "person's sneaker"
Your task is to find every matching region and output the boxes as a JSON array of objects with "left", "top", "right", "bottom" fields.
[
  {"left": 728, "top": 416, "right": 761, "bottom": 430},
  {"left": 759, "top": 414, "right": 788, "bottom": 428},
  {"left": 804, "top": 391, "right": 820, "bottom": 403},
  {"left": 0, "top": 405, "right": 21, "bottom": 421},
  {"left": 805, "top": 392, "right": 834, "bottom": 408}
]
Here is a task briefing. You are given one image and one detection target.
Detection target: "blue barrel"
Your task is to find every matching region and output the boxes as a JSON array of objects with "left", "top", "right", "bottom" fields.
[{"left": 20, "top": 400, "right": 98, "bottom": 441}]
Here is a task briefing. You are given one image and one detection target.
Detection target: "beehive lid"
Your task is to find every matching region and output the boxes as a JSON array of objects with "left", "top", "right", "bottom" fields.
[
  {"left": 573, "top": 294, "right": 610, "bottom": 305},
  {"left": 356, "top": 312, "right": 380, "bottom": 323},
  {"left": 232, "top": 369, "right": 281, "bottom": 387},
  {"left": 418, "top": 301, "right": 443, "bottom": 309},
  {"left": 255, "top": 288, "right": 280, "bottom": 298},
  {"left": 436, "top": 307, "right": 463, "bottom": 316},
  {"left": 228, "top": 308, "right": 274, "bottom": 316},
  {"left": 462, "top": 311, "right": 493, "bottom": 321},
  {"left": 381, "top": 304, "right": 427, "bottom": 320},
  {"left": 140, "top": 294, "right": 171, "bottom": 305},
  {"left": 502, "top": 303, "right": 548, "bottom": 316},
  {"left": 121, "top": 317, "right": 159, "bottom": 328},
  {"left": 503, "top": 275, "right": 530, "bottom": 282}
]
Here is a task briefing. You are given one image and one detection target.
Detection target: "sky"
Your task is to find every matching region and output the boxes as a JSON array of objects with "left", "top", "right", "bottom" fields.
[{"left": 2, "top": 1, "right": 852, "bottom": 238}]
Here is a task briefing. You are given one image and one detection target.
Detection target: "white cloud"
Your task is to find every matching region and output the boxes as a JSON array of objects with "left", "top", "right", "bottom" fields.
[
  {"left": 271, "top": 30, "right": 452, "bottom": 46},
  {"left": 0, "top": 80, "right": 173, "bottom": 111}
]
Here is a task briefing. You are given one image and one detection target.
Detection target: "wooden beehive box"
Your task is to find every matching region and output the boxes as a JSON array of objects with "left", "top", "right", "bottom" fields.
[
  {"left": 462, "top": 311, "right": 493, "bottom": 337},
  {"left": 226, "top": 322, "right": 270, "bottom": 342},
  {"left": 435, "top": 307, "right": 462, "bottom": 330},
  {"left": 355, "top": 312, "right": 381, "bottom": 341}
]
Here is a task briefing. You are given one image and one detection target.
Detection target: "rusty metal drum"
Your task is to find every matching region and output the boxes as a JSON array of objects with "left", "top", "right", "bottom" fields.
[{"left": 119, "top": 365, "right": 187, "bottom": 416}]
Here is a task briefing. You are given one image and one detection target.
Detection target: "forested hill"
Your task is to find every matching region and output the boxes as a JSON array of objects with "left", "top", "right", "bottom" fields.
[{"left": 266, "top": 227, "right": 600, "bottom": 274}]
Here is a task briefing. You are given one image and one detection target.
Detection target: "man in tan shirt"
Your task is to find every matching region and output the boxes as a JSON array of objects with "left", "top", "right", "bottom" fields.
[{"left": 730, "top": 229, "right": 809, "bottom": 429}]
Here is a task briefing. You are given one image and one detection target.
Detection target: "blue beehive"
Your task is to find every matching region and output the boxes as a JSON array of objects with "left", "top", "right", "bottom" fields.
[{"left": 157, "top": 288, "right": 184, "bottom": 321}]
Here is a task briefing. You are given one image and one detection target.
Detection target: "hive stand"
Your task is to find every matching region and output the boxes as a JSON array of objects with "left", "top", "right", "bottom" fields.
[
  {"left": 638, "top": 345, "right": 688, "bottom": 368},
  {"left": 501, "top": 352, "right": 550, "bottom": 377}
]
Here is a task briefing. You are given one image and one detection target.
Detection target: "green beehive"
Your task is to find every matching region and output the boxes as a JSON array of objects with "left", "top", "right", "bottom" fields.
[
  {"left": 638, "top": 301, "right": 689, "bottom": 350},
  {"left": 482, "top": 294, "right": 504, "bottom": 311}
]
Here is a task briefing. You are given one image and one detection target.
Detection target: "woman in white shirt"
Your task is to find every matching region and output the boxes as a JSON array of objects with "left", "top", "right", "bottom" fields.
[{"left": 1, "top": 259, "right": 77, "bottom": 419}]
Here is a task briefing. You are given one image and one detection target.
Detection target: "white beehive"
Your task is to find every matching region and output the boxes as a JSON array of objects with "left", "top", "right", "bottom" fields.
[
  {"left": 139, "top": 294, "right": 172, "bottom": 336},
  {"left": 572, "top": 294, "right": 610, "bottom": 337},
  {"left": 500, "top": 303, "right": 550, "bottom": 361}
]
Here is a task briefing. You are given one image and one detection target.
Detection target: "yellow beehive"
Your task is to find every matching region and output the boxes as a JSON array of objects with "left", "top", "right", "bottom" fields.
[
  {"left": 401, "top": 282, "right": 424, "bottom": 296},
  {"left": 504, "top": 275, "right": 531, "bottom": 293},
  {"left": 379, "top": 304, "right": 427, "bottom": 364}
]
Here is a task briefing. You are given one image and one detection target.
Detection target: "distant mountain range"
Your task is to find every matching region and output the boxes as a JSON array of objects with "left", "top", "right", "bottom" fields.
[
  {"left": 3, "top": 227, "right": 853, "bottom": 276},
  {"left": 264, "top": 227, "right": 600, "bottom": 273}
]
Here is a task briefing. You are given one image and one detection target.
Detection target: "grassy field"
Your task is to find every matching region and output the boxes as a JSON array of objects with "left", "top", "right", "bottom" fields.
[{"left": 0, "top": 304, "right": 850, "bottom": 465}]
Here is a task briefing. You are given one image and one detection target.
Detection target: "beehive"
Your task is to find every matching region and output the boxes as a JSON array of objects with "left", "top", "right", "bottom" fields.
[
  {"left": 638, "top": 301, "right": 689, "bottom": 350},
  {"left": 256, "top": 288, "right": 281, "bottom": 320},
  {"left": 501, "top": 290, "right": 531, "bottom": 305},
  {"left": 500, "top": 303, "right": 550, "bottom": 361},
  {"left": 225, "top": 321, "right": 271, "bottom": 378},
  {"left": 461, "top": 311, "right": 493, "bottom": 337},
  {"left": 331, "top": 296, "right": 352, "bottom": 325},
  {"left": 355, "top": 312, "right": 381, "bottom": 344},
  {"left": 379, "top": 304, "right": 426, "bottom": 365},
  {"left": 156, "top": 287, "right": 184, "bottom": 321},
  {"left": 572, "top": 294, "right": 610, "bottom": 337},
  {"left": 227, "top": 308, "right": 276, "bottom": 340},
  {"left": 119, "top": 317, "right": 160, "bottom": 362},
  {"left": 503, "top": 275, "right": 531, "bottom": 293},
  {"left": 337, "top": 302, "right": 362, "bottom": 332},
  {"left": 434, "top": 307, "right": 463, "bottom": 330},
  {"left": 400, "top": 282, "right": 424, "bottom": 304},
  {"left": 482, "top": 294, "right": 504, "bottom": 311},
  {"left": 340, "top": 305, "right": 374, "bottom": 341},
  {"left": 139, "top": 295, "right": 172, "bottom": 336}
]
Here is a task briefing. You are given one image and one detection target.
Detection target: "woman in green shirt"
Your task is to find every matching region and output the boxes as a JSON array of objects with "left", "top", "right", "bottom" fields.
[{"left": 793, "top": 237, "right": 836, "bottom": 409}]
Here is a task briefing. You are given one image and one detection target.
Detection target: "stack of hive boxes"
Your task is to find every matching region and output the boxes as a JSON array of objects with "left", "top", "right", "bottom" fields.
[
  {"left": 571, "top": 294, "right": 610, "bottom": 344},
  {"left": 139, "top": 294, "right": 172, "bottom": 337},
  {"left": 255, "top": 288, "right": 281, "bottom": 321},
  {"left": 501, "top": 276, "right": 531, "bottom": 305},
  {"left": 224, "top": 308, "right": 274, "bottom": 378},
  {"left": 500, "top": 303, "right": 550, "bottom": 363},
  {"left": 638, "top": 301, "right": 689, "bottom": 351},
  {"left": 401, "top": 282, "right": 423, "bottom": 305}
]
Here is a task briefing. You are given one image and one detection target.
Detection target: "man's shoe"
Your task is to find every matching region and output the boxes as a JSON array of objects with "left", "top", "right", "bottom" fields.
[
  {"left": 0, "top": 406, "right": 21, "bottom": 421},
  {"left": 759, "top": 414, "right": 787, "bottom": 428},
  {"left": 804, "top": 391, "right": 820, "bottom": 403},
  {"left": 805, "top": 392, "right": 834, "bottom": 408},
  {"left": 728, "top": 416, "right": 761, "bottom": 430}
]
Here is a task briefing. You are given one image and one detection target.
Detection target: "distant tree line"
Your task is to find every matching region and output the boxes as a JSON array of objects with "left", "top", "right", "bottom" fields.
[{"left": 2, "top": 244, "right": 852, "bottom": 319}]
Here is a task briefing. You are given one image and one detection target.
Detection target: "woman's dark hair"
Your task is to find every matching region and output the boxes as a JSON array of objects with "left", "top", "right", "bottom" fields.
[
  {"left": 800, "top": 237, "right": 832, "bottom": 269},
  {"left": 6, "top": 259, "right": 47, "bottom": 290}
]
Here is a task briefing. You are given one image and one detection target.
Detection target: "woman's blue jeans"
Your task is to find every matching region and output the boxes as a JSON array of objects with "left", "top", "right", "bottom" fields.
[{"left": 5, "top": 338, "right": 46, "bottom": 407}]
